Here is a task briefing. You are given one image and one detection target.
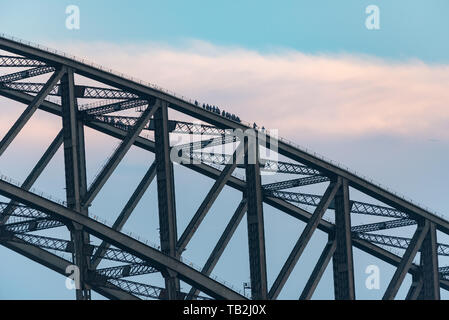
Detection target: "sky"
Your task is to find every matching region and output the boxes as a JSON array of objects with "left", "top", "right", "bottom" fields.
[{"left": 0, "top": 0, "right": 448, "bottom": 300}]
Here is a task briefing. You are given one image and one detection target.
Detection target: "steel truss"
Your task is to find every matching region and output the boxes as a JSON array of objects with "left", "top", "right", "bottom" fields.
[{"left": 0, "top": 35, "right": 447, "bottom": 300}]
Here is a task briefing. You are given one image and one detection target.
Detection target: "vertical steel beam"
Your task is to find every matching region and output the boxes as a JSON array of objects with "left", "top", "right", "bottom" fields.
[
  {"left": 383, "top": 220, "right": 429, "bottom": 300},
  {"left": 332, "top": 179, "right": 355, "bottom": 300},
  {"left": 91, "top": 162, "right": 157, "bottom": 269},
  {"left": 60, "top": 68, "right": 91, "bottom": 300},
  {"left": 269, "top": 179, "right": 341, "bottom": 299},
  {"left": 245, "top": 135, "right": 268, "bottom": 300},
  {"left": 61, "top": 69, "right": 82, "bottom": 211},
  {"left": 177, "top": 143, "right": 245, "bottom": 255},
  {"left": 0, "top": 68, "right": 65, "bottom": 157},
  {"left": 0, "top": 130, "right": 63, "bottom": 225},
  {"left": 154, "top": 100, "right": 179, "bottom": 299},
  {"left": 300, "top": 236, "right": 336, "bottom": 300},
  {"left": 420, "top": 222, "right": 440, "bottom": 300},
  {"left": 186, "top": 199, "right": 248, "bottom": 300}
]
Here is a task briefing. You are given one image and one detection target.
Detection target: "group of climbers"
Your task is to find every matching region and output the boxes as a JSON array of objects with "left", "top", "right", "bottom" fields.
[{"left": 194, "top": 100, "right": 241, "bottom": 123}]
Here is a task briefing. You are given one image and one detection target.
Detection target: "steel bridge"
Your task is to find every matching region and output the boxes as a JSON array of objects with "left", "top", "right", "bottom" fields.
[{"left": 0, "top": 34, "right": 447, "bottom": 300}]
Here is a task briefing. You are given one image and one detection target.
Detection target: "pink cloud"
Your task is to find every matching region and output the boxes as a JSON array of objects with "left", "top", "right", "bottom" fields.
[
  {"left": 57, "top": 40, "right": 449, "bottom": 141},
  {"left": 2, "top": 40, "right": 449, "bottom": 146}
]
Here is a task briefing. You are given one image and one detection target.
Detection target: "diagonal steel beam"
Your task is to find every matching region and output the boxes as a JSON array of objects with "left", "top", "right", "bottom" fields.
[
  {"left": 0, "top": 67, "right": 65, "bottom": 157},
  {"left": 383, "top": 220, "right": 430, "bottom": 300},
  {"left": 0, "top": 66, "right": 55, "bottom": 83},
  {"left": 1, "top": 218, "right": 64, "bottom": 234},
  {"left": 0, "top": 55, "right": 46, "bottom": 67},
  {"left": 94, "top": 263, "right": 158, "bottom": 279},
  {"left": 268, "top": 179, "right": 341, "bottom": 299},
  {"left": 351, "top": 218, "right": 416, "bottom": 233},
  {"left": 0, "top": 129, "right": 63, "bottom": 225},
  {"left": 18, "top": 130, "right": 63, "bottom": 190},
  {"left": 300, "top": 237, "right": 337, "bottom": 300},
  {"left": 1, "top": 82, "right": 139, "bottom": 99},
  {"left": 177, "top": 143, "right": 245, "bottom": 255},
  {"left": 154, "top": 100, "right": 179, "bottom": 299},
  {"left": 0, "top": 203, "right": 48, "bottom": 219},
  {"left": 95, "top": 278, "right": 162, "bottom": 299},
  {"left": 82, "top": 100, "right": 157, "bottom": 207},
  {"left": 268, "top": 189, "right": 408, "bottom": 219},
  {"left": 263, "top": 175, "right": 330, "bottom": 191},
  {"left": 186, "top": 199, "right": 248, "bottom": 300},
  {"left": 353, "top": 232, "right": 449, "bottom": 256},
  {"left": 80, "top": 99, "right": 147, "bottom": 115},
  {"left": 95, "top": 278, "right": 209, "bottom": 300},
  {"left": 91, "top": 161, "right": 157, "bottom": 269}
]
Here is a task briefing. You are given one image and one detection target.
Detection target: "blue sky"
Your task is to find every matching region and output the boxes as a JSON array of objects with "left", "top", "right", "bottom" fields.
[
  {"left": 0, "top": 0, "right": 449, "bottom": 300},
  {"left": 1, "top": 0, "right": 449, "bottom": 62}
]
